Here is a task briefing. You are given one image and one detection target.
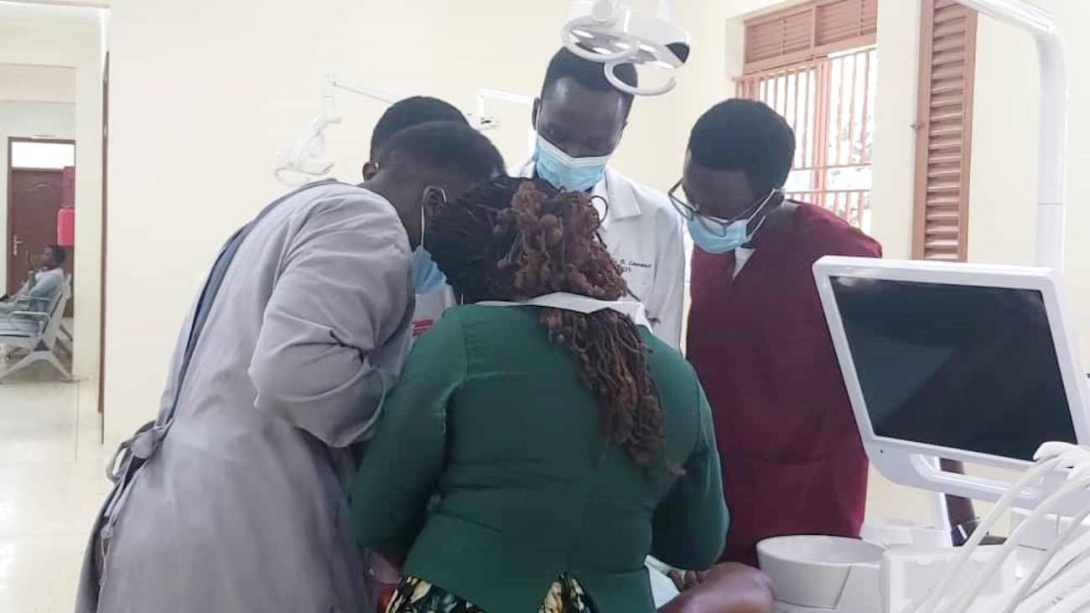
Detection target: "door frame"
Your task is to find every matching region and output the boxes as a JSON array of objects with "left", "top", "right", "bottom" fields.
[
  {"left": 99, "top": 52, "right": 109, "bottom": 422},
  {"left": 6, "top": 137, "right": 78, "bottom": 292}
]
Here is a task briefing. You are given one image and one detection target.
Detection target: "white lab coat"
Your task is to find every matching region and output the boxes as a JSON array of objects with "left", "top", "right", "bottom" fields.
[{"left": 409, "top": 166, "right": 685, "bottom": 349}]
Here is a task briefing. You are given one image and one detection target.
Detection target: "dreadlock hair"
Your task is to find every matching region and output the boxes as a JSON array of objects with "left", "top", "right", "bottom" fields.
[{"left": 427, "top": 176, "right": 665, "bottom": 468}]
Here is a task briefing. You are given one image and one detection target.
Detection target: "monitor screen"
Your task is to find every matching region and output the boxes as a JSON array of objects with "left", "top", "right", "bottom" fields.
[{"left": 831, "top": 277, "right": 1076, "bottom": 462}]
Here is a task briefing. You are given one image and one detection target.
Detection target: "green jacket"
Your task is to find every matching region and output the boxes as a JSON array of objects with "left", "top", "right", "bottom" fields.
[{"left": 352, "top": 306, "right": 727, "bottom": 612}]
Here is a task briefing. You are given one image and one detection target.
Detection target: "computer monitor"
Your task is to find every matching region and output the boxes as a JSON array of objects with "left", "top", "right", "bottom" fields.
[{"left": 814, "top": 257, "right": 1090, "bottom": 505}]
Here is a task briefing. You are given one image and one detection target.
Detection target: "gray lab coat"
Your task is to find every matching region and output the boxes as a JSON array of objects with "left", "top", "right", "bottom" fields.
[{"left": 76, "top": 182, "right": 413, "bottom": 613}]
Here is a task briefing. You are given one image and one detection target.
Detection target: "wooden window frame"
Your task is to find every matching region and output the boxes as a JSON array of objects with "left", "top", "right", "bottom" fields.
[
  {"left": 738, "top": 4, "right": 878, "bottom": 229},
  {"left": 911, "top": 0, "right": 978, "bottom": 261},
  {"left": 743, "top": 0, "right": 879, "bottom": 74}
]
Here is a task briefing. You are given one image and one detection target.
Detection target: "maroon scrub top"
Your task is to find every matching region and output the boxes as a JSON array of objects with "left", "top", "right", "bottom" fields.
[{"left": 687, "top": 202, "right": 882, "bottom": 566}]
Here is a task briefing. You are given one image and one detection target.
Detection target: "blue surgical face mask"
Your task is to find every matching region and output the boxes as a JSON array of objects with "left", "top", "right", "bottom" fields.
[
  {"left": 412, "top": 247, "right": 447, "bottom": 294},
  {"left": 532, "top": 135, "right": 610, "bottom": 192},
  {"left": 686, "top": 189, "right": 779, "bottom": 255}
]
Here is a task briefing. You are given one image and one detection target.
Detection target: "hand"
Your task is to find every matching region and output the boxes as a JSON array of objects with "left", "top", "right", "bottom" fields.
[
  {"left": 669, "top": 569, "right": 707, "bottom": 592},
  {"left": 660, "top": 563, "right": 774, "bottom": 613},
  {"left": 367, "top": 553, "right": 401, "bottom": 586}
]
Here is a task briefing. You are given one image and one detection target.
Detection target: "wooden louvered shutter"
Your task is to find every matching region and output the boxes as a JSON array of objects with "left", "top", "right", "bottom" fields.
[
  {"left": 912, "top": 0, "right": 978, "bottom": 261},
  {"left": 743, "top": 0, "right": 878, "bottom": 73}
]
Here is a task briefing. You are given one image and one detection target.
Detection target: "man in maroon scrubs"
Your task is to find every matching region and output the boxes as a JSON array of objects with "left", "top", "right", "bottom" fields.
[{"left": 674, "top": 100, "right": 882, "bottom": 566}]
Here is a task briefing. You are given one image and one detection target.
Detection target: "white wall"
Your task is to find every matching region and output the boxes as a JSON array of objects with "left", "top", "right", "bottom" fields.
[
  {"left": 966, "top": 19, "right": 1037, "bottom": 267},
  {"left": 2, "top": 0, "right": 107, "bottom": 7},
  {"left": 868, "top": 0, "right": 922, "bottom": 260},
  {"left": 0, "top": 3, "right": 104, "bottom": 380},
  {"left": 0, "top": 101, "right": 76, "bottom": 291},
  {"left": 0, "top": 63, "right": 77, "bottom": 103}
]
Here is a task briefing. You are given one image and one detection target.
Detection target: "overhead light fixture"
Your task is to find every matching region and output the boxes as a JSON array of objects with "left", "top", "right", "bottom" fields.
[{"left": 561, "top": 0, "right": 691, "bottom": 97}]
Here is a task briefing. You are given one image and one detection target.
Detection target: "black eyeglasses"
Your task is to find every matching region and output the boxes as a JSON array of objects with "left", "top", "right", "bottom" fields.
[
  {"left": 668, "top": 180, "right": 730, "bottom": 236},
  {"left": 667, "top": 180, "right": 696, "bottom": 219}
]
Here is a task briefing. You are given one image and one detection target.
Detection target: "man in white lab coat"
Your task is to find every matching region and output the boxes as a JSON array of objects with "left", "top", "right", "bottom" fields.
[
  {"left": 76, "top": 122, "right": 506, "bottom": 613},
  {"left": 522, "top": 48, "right": 686, "bottom": 348}
]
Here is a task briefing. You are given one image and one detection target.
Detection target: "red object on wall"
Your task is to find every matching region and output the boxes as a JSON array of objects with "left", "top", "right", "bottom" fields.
[
  {"left": 58, "top": 166, "right": 76, "bottom": 246},
  {"left": 61, "top": 166, "right": 76, "bottom": 208},
  {"left": 57, "top": 207, "right": 75, "bottom": 246}
]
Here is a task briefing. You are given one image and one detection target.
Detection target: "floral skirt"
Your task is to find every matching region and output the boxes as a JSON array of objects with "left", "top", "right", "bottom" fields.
[{"left": 386, "top": 574, "right": 597, "bottom": 613}]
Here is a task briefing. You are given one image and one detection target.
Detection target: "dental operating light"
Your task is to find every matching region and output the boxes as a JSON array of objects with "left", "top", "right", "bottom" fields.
[
  {"left": 562, "top": 0, "right": 691, "bottom": 96},
  {"left": 275, "top": 74, "right": 534, "bottom": 185}
]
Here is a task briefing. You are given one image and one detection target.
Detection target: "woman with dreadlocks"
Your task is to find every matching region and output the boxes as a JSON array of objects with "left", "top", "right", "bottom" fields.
[{"left": 352, "top": 178, "right": 727, "bottom": 613}]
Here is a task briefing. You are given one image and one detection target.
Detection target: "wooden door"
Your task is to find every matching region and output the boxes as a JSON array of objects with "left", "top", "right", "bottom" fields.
[{"left": 7, "top": 169, "right": 65, "bottom": 295}]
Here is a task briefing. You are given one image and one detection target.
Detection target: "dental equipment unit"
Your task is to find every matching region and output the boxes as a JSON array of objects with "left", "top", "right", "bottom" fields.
[{"left": 762, "top": 2, "right": 1079, "bottom": 609}]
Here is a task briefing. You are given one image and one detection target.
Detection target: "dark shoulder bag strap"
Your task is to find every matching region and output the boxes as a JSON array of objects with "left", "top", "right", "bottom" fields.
[{"left": 108, "top": 178, "right": 340, "bottom": 480}]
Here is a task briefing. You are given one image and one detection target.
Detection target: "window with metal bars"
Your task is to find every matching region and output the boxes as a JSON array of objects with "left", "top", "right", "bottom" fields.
[{"left": 736, "top": 0, "right": 879, "bottom": 231}]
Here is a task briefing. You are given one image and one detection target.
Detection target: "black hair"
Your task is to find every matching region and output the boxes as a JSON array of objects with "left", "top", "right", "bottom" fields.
[
  {"left": 688, "top": 99, "right": 796, "bottom": 194},
  {"left": 376, "top": 121, "right": 505, "bottom": 181},
  {"left": 369, "top": 96, "right": 468, "bottom": 159},
  {"left": 48, "top": 244, "right": 67, "bottom": 266},
  {"left": 540, "top": 47, "right": 638, "bottom": 114}
]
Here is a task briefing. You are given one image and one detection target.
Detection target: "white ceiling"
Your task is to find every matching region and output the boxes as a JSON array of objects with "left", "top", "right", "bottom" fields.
[
  {"left": 0, "top": 63, "right": 77, "bottom": 103},
  {"left": 0, "top": 0, "right": 106, "bottom": 12},
  {"left": 0, "top": 1, "right": 104, "bottom": 28}
]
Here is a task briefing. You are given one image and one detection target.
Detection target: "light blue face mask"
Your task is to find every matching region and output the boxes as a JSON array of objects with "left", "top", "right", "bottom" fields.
[
  {"left": 532, "top": 135, "right": 610, "bottom": 192},
  {"left": 412, "top": 247, "right": 447, "bottom": 294},
  {"left": 686, "top": 189, "right": 779, "bottom": 255}
]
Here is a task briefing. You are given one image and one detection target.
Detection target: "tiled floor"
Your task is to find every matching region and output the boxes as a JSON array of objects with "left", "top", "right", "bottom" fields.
[{"left": 0, "top": 378, "right": 108, "bottom": 613}]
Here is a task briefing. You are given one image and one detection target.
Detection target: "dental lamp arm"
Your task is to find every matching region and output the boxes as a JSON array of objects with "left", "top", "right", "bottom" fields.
[
  {"left": 474, "top": 89, "right": 534, "bottom": 116},
  {"left": 275, "top": 74, "right": 403, "bottom": 185},
  {"left": 326, "top": 74, "right": 402, "bottom": 106},
  {"left": 955, "top": 0, "right": 1066, "bottom": 270},
  {"left": 471, "top": 88, "right": 534, "bottom": 130}
]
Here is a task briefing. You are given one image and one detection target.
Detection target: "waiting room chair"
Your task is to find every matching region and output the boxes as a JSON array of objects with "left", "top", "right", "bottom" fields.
[{"left": 0, "top": 276, "right": 72, "bottom": 383}]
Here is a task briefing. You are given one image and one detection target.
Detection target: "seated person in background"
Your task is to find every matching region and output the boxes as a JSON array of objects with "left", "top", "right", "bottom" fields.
[
  {"left": 678, "top": 100, "right": 882, "bottom": 566},
  {"left": 352, "top": 178, "right": 727, "bottom": 612},
  {"left": 0, "top": 245, "right": 66, "bottom": 316}
]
